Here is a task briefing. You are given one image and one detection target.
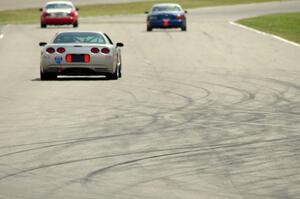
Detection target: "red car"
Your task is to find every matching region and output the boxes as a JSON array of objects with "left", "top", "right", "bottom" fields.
[{"left": 40, "top": 1, "right": 79, "bottom": 28}]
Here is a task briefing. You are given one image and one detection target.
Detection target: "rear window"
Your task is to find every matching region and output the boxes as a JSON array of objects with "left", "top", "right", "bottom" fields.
[
  {"left": 53, "top": 32, "right": 106, "bottom": 44},
  {"left": 46, "top": 3, "right": 73, "bottom": 9},
  {"left": 152, "top": 6, "right": 181, "bottom": 12}
]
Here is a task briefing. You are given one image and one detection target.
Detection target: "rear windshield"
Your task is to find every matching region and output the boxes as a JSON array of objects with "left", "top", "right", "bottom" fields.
[
  {"left": 53, "top": 32, "right": 106, "bottom": 44},
  {"left": 46, "top": 3, "right": 73, "bottom": 9},
  {"left": 152, "top": 6, "right": 181, "bottom": 12}
]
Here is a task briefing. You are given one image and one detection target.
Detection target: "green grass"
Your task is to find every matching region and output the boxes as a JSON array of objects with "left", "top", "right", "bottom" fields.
[
  {"left": 0, "top": 0, "right": 285, "bottom": 24},
  {"left": 238, "top": 12, "right": 300, "bottom": 44}
]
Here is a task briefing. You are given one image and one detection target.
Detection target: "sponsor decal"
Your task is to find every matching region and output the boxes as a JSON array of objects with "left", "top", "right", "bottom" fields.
[{"left": 55, "top": 56, "right": 63, "bottom": 64}]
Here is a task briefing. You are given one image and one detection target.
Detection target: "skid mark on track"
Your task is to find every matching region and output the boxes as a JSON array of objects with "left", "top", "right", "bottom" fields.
[
  {"left": 0, "top": 132, "right": 137, "bottom": 158},
  {"left": 85, "top": 137, "right": 300, "bottom": 182},
  {"left": 38, "top": 86, "right": 199, "bottom": 161},
  {"left": 1, "top": 74, "right": 299, "bottom": 163},
  {"left": 0, "top": 144, "right": 217, "bottom": 181},
  {"left": 1, "top": 137, "right": 297, "bottom": 181},
  {"left": 1, "top": 65, "right": 299, "bottom": 198}
]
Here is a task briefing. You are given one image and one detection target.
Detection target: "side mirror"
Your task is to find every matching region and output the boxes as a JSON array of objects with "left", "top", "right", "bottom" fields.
[
  {"left": 116, "top": 42, "right": 124, "bottom": 47},
  {"left": 145, "top": 11, "right": 149, "bottom": 14},
  {"left": 185, "top": 10, "right": 188, "bottom": 14},
  {"left": 76, "top": 7, "right": 79, "bottom": 11},
  {"left": 39, "top": 42, "right": 47, "bottom": 46},
  {"left": 39, "top": 8, "right": 43, "bottom": 12}
]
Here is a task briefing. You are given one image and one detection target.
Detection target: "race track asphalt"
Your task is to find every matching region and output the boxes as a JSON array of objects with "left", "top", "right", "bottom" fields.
[{"left": 0, "top": 1, "right": 299, "bottom": 199}]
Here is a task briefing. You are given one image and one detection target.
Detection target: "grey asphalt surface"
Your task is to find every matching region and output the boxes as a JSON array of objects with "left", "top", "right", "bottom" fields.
[
  {"left": 0, "top": 0, "right": 149, "bottom": 11},
  {"left": 0, "top": 1, "right": 300, "bottom": 199}
]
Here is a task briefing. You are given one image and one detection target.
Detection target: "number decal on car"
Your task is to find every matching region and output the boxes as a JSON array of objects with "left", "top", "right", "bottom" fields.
[{"left": 55, "top": 56, "right": 63, "bottom": 64}]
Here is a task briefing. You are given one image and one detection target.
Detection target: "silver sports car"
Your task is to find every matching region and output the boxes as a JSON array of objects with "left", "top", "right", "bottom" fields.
[{"left": 39, "top": 31, "right": 124, "bottom": 80}]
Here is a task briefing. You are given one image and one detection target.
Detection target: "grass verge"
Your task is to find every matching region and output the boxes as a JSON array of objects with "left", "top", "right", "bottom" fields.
[
  {"left": 0, "top": 0, "right": 284, "bottom": 24},
  {"left": 238, "top": 12, "right": 300, "bottom": 44}
]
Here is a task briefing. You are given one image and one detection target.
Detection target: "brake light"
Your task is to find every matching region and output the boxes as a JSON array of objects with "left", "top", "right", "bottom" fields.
[
  {"left": 101, "top": 48, "right": 110, "bottom": 54},
  {"left": 43, "top": 12, "right": 49, "bottom": 17},
  {"left": 84, "top": 54, "right": 90, "bottom": 63},
  {"left": 57, "top": 47, "right": 65, "bottom": 53},
  {"left": 176, "top": 15, "right": 185, "bottom": 20},
  {"left": 66, "top": 54, "right": 72, "bottom": 62},
  {"left": 69, "top": 11, "right": 76, "bottom": 17},
  {"left": 91, "top": 47, "right": 100, "bottom": 54},
  {"left": 46, "top": 47, "right": 55, "bottom": 54}
]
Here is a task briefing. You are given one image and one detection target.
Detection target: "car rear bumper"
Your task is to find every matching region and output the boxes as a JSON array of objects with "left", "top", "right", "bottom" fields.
[
  {"left": 148, "top": 19, "right": 185, "bottom": 28},
  {"left": 42, "top": 17, "right": 77, "bottom": 25},
  {"left": 41, "top": 64, "right": 115, "bottom": 76}
]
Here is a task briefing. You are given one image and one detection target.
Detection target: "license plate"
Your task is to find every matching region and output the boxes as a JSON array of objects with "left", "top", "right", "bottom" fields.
[
  {"left": 55, "top": 13, "right": 65, "bottom": 17},
  {"left": 71, "top": 54, "right": 85, "bottom": 62}
]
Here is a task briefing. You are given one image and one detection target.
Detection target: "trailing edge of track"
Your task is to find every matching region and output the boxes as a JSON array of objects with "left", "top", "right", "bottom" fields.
[
  {"left": 229, "top": 21, "right": 300, "bottom": 48},
  {"left": 0, "top": 25, "right": 5, "bottom": 40}
]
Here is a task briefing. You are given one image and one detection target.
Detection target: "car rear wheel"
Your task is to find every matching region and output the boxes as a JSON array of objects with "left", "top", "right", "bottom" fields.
[
  {"left": 147, "top": 26, "right": 152, "bottom": 32},
  {"left": 118, "top": 64, "right": 122, "bottom": 78},
  {"left": 41, "top": 22, "right": 47, "bottom": 28},
  {"left": 40, "top": 72, "right": 57, "bottom": 80},
  {"left": 73, "top": 21, "right": 78, "bottom": 28},
  {"left": 106, "top": 66, "right": 119, "bottom": 80},
  {"left": 181, "top": 25, "right": 187, "bottom": 31}
]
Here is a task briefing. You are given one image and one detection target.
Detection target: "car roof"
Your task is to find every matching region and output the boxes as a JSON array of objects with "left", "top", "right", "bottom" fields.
[
  {"left": 46, "top": 1, "right": 74, "bottom": 6},
  {"left": 55, "top": 31, "right": 105, "bottom": 35},
  {"left": 52, "top": 31, "right": 110, "bottom": 44},
  {"left": 152, "top": 3, "right": 182, "bottom": 8}
]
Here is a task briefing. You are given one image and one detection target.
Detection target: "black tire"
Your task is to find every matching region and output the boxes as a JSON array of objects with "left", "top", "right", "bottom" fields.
[
  {"left": 147, "top": 26, "right": 152, "bottom": 32},
  {"left": 73, "top": 21, "right": 78, "bottom": 28},
  {"left": 40, "top": 72, "right": 57, "bottom": 80},
  {"left": 106, "top": 66, "right": 119, "bottom": 80},
  {"left": 118, "top": 64, "right": 122, "bottom": 78},
  {"left": 40, "top": 72, "right": 48, "bottom": 80},
  {"left": 118, "top": 56, "right": 122, "bottom": 78},
  {"left": 181, "top": 25, "right": 187, "bottom": 31},
  {"left": 41, "top": 22, "right": 46, "bottom": 28}
]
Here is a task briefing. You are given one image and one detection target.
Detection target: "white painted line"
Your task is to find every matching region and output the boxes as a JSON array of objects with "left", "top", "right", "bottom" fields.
[
  {"left": 229, "top": 21, "right": 300, "bottom": 48},
  {"left": 0, "top": 34, "right": 3, "bottom": 39}
]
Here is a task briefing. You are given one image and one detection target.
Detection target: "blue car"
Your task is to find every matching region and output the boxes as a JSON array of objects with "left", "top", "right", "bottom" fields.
[{"left": 145, "top": 3, "right": 187, "bottom": 31}]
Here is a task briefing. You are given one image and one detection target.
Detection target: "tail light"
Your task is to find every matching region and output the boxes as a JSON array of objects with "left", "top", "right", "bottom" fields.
[
  {"left": 46, "top": 47, "right": 55, "bottom": 54},
  {"left": 149, "top": 16, "right": 157, "bottom": 20},
  {"left": 69, "top": 11, "right": 76, "bottom": 17},
  {"left": 176, "top": 15, "right": 185, "bottom": 20},
  {"left": 43, "top": 12, "right": 49, "bottom": 17},
  {"left": 66, "top": 54, "right": 72, "bottom": 62},
  {"left": 91, "top": 47, "right": 100, "bottom": 54},
  {"left": 101, "top": 48, "right": 110, "bottom": 54},
  {"left": 57, "top": 47, "right": 65, "bottom": 53},
  {"left": 84, "top": 54, "right": 90, "bottom": 63}
]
